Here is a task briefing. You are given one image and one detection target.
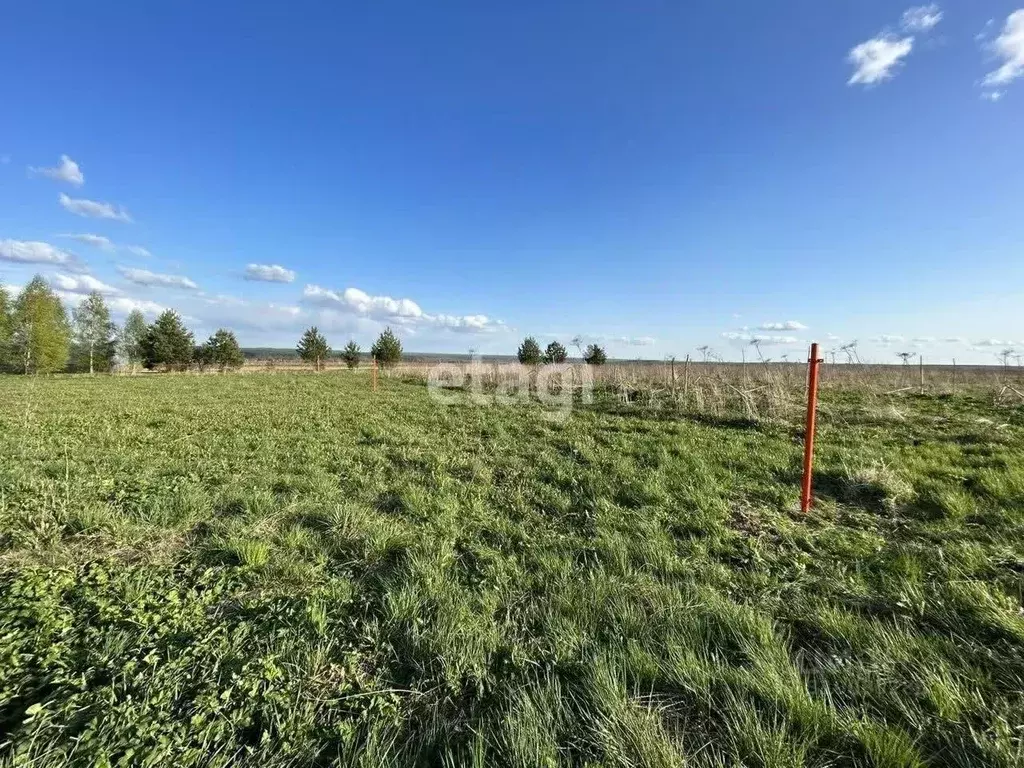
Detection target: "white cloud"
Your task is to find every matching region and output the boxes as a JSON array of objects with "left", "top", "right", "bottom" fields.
[
  {"left": 911, "top": 336, "right": 936, "bottom": 343},
  {"left": 57, "top": 291, "right": 167, "bottom": 317},
  {"left": 434, "top": 314, "right": 501, "bottom": 333},
  {"left": 722, "top": 332, "right": 801, "bottom": 345},
  {"left": 302, "top": 284, "right": 505, "bottom": 334},
  {"left": 108, "top": 297, "right": 166, "bottom": 316},
  {"left": 304, "top": 284, "right": 424, "bottom": 321},
  {"left": 758, "top": 320, "right": 807, "bottom": 331},
  {"left": 753, "top": 335, "right": 801, "bottom": 345},
  {"left": 118, "top": 266, "right": 198, "bottom": 290},
  {"left": 342, "top": 287, "right": 424, "bottom": 319},
  {"left": 60, "top": 233, "right": 114, "bottom": 251},
  {"left": 901, "top": 5, "right": 943, "bottom": 33},
  {"left": 943, "top": 336, "right": 966, "bottom": 343},
  {"left": 848, "top": 35, "right": 915, "bottom": 86},
  {"left": 871, "top": 334, "right": 906, "bottom": 344},
  {"left": 29, "top": 154, "right": 84, "bottom": 186},
  {"left": 59, "top": 193, "right": 131, "bottom": 222},
  {"left": 982, "top": 11, "right": 1024, "bottom": 90},
  {"left": 124, "top": 245, "right": 152, "bottom": 258},
  {"left": 244, "top": 263, "right": 296, "bottom": 283},
  {"left": 49, "top": 273, "right": 120, "bottom": 295},
  {"left": 0, "top": 239, "right": 79, "bottom": 267}
]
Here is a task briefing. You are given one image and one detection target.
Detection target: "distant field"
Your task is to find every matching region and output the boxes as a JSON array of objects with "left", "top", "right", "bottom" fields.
[{"left": 1, "top": 373, "right": 1023, "bottom": 766}]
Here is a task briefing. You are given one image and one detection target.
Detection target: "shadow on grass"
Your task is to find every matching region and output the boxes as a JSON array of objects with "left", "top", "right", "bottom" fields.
[
  {"left": 581, "top": 400, "right": 763, "bottom": 432},
  {"left": 774, "top": 468, "right": 890, "bottom": 514}
]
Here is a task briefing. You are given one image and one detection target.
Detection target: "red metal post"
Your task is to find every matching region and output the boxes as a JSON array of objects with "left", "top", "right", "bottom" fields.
[{"left": 800, "top": 342, "right": 822, "bottom": 513}]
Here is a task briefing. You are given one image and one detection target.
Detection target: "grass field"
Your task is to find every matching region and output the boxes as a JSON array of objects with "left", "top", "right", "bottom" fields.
[{"left": 1, "top": 372, "right": 1023, "bottom": 767}]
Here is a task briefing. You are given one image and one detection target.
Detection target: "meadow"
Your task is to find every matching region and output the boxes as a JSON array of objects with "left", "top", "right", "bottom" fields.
[{"left": 1, "top": 369, "right": 1023, "bottom": 767}]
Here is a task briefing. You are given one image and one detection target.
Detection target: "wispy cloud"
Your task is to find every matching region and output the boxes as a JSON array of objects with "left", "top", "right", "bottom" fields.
[
  {"left": 976, "top": 19, "right": 996, "bottom": 42},
  {"left": 871, "top": 334, "right": 906, "bottom": 344},
  {"left": 0, "top": 239, "right": 80, "bottom": 268},
  {"left": 59, "top": 233, "right": 114, "bottom": 251},
  {"left": 29, "top": 154, "right": 84, "bottom": 186},
  {"left": 982, "top": 10, "right": 1024, "bottom": 93},
  {"left": 197, "top": 294, "right": 305, "bottom": 333},
  {"left": 59, "top": 234, "right": 152, "bottom": 258},
  {"left": 901, "top": 5, "right": 943, "bottom": 33},
  {"left": 757, "top": 320, "right": 807, "bottom": 331},
  {"left": 974, "top": 338, "right": 1017, "bottom": 347},
  {"left": 540, "top": 331, "right": 651, "bottom": 348},
  {"left": 597, "top": 335, "right": 657, "bottom": 347},
  {"left": 546, "top": 334, "right": 656, "bottom": 348},
  {"left": 118, "top": 266, "right": 198, "bottom": 290},
  {"left": 848, "top": 35, "right": 915, "bottom": 85},
  {"left": 614, "top": 336, "right": 656, "bottom": 347},
  {"left": 59, "top": 193, "right": 131, "bottom": 222},
  {"left": 244, "top": 263, "right": 296, "bottom": 283}
]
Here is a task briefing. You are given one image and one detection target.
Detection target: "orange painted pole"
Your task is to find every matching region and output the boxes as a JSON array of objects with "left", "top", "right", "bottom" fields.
[
  {"left": 372, "top": 357, "right": 378, "bottom": 392},
  {"left": 800, "top": 342, "right": 823, "bottom": 513}
]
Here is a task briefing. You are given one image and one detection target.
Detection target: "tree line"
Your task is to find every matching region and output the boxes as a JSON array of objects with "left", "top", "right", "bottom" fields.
[
  {"left": 1, "top": 276, "right": 607, "bottom": 375},
  {"left": 0, "top": 276, "right": 247, "bottom": 374},
  {"left": 0, "top": 276, "right": 406, "bottom": 374}
]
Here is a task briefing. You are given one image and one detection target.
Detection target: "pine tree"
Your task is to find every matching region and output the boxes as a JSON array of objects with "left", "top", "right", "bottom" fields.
[
  {"left": 584, "top": 344, "right": 607, "bottom": 366},
  {"left": 342, "top": 340, "right": 361, "bottom": 369},
  {"left": 543, "top": 341, "right": 567, "bottom": 364},
  {"left": 12, "top": 276, "right": 72, "bottom": 374},
  {"left": 118, "top": 309, "right": 149, "bottom": 373},
  {"left": 72, "top": 291, "right": 117, "bottom": 374},
  {"left": 143, "top": 310, "right": 194, "bottom": 371},
  {"left": 371, "top": 327, "right": 402, "bottom": 368},
  {"left": 203, "top": 329, "right": 245, "bottom": 372},
  {"left": 297, "top": 326, "right": 330, "bottom": 371},
  {"left": 517, "top": 336, "right": 542, "bottom": 365}
]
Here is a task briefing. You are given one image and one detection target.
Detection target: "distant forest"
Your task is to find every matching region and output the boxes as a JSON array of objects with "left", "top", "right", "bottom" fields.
[{"left": 241, "top": 348, "right": 522, "bottom": 363}]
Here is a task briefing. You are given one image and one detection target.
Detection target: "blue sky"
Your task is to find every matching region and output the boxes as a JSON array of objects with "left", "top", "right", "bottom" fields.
[{"left": 2, "top": 1, "right": 1023, "bottom": 363}]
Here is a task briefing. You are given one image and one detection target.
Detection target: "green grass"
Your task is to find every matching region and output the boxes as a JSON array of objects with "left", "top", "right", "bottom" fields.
[{"left": 1, "top": 373, "right": 1023, "bottom": 767}]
